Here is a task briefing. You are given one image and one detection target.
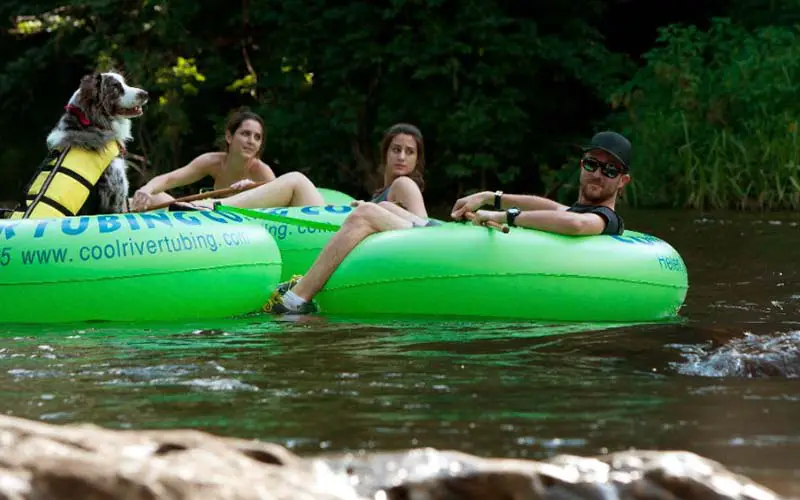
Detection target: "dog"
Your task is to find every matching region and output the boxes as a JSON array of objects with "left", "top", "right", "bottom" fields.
[
  {"left": 6, "top": 71, "right": 149, "bottom": 219},
  {"left": 45, "top": 71, "right": 149, "bottom": 214}
]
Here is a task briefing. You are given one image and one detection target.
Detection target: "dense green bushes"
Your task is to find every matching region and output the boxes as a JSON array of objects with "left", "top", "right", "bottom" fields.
[
  {"left": 1, "top": 2, "right": 798, "bottom": 210},
  {"left": 609, "top": 18, "right": 800, "bottom": 210}
]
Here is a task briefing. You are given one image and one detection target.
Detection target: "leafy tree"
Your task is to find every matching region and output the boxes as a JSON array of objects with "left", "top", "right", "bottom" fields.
[{"left": 0, "top": 0, "right": 629, "bottom": 205}]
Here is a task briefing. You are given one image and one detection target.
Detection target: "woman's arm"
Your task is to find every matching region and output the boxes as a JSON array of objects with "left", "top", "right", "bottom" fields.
[
  {"left": 138, "top": 153, "right": 217, "bottom": 195},
  {"left": 388, "top": 176, "right": 428, "bottom": 218}
]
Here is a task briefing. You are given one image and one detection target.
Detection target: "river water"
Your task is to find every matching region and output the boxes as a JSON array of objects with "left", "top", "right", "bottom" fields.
[{"left": 1, "top": 209, "right": 798, "bottom": 496}]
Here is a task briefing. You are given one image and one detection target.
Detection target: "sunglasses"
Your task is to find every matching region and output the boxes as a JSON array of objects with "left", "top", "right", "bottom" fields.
[{"left": 581, "top": 157, "right": 627, "bottom": 179}]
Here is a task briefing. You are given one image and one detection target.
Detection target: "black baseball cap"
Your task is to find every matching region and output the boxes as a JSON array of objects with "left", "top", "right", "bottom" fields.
[{"left": 581, "top": 131, "right": 631, "bottom": 170}]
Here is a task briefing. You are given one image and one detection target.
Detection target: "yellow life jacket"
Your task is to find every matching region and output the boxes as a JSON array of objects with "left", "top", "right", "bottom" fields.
[{"left": 10, "top": 141, "right": 121, "bottom": 220}]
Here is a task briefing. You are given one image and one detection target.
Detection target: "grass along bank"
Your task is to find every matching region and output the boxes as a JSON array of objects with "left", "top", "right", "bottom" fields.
[{"left": 605, "top": 18, "right": 800, "bottom": 211}]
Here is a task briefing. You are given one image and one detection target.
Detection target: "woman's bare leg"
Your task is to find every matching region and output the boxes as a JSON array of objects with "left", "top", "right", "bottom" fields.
[
  {"left": 288, "top": 202, "right": 412, "bottom": 301},
  {"left": 222, "top": 172, "right": 325, "bottom": 208},
  {"left": 375, "top": 200, "right": 429, "bottom": 226}
]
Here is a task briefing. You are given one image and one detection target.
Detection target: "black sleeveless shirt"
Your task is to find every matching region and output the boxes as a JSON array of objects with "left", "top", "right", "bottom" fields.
[{"left": 566, "top": 204, "right": 624, "bottom": 235}]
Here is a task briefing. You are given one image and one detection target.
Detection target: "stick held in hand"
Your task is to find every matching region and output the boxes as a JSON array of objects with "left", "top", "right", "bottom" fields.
[
  {"left": 464, "top": 212, "right": 510, "bottom": 233},
  {"left": 134, "top": 181, "right": 267, "bottom": 212}
]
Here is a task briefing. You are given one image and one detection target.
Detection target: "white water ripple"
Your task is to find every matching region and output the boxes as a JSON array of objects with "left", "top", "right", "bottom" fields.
[{"left": 670, "top": 331, "right": 800, "bottom": 378}]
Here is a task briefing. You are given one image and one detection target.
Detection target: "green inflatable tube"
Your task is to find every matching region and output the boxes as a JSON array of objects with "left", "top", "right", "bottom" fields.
[
  {"left": 0, "top": 210, "right": 281, "bottom": 324},
  {"left": 246, "top": 205, "right": 354, "bottom": 281},
  {"left": 317, "top": 188, "right": 355, "bottom": 205},
  {"left": 317, "top": 223, "right": 688, "bottom": 322},
  {"left": 237, "top": 206, "right": 688, "bottom": 322}
]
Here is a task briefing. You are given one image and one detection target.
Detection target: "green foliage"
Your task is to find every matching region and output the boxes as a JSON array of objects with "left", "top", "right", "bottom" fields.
[
  {"left": 0, "top": 0, "right": 629, "bottom": 203},
  {"left": 729, "top": 0, "right": 800, "bottom": 29},
  {"left": 3, "top": 0, "right": 795, "bottom": 211},
  {"left": 609, "top": 17, "right": 800, "bottom": 210}
]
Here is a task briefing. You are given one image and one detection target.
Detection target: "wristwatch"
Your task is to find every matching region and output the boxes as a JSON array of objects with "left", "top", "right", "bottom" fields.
[
  {"left": 493, "top": 190, "right": 503, "bottom": 210},
  {"left": 506, "top": 207, "right": 521, "bottom": 227}
]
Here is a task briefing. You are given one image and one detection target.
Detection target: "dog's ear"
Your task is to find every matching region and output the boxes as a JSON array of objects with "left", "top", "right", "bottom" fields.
[{"left": 77, "top": 73, "right": 102, "bottom": 108}]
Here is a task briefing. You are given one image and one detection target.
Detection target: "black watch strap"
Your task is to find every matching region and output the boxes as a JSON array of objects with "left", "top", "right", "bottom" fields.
[
  {"left": 493, "top": 191, "right": 503, "bottom": 210},
  {"left": 506, "top": 208, "right": 520, "bottom": 227}
]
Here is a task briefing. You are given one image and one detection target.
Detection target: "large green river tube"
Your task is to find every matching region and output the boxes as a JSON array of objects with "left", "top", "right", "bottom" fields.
[
  {"left": 316, "top": 223, "right": 688, "bottom": 322},
  {"left": 247, "top": 206, "right": 688, "bottom": 322},
  {"left": 0, "top": 210, "right": 282, "bottom": 324},
  {"left": 317, "top": 188, "right": 355, "bottom": 205}
]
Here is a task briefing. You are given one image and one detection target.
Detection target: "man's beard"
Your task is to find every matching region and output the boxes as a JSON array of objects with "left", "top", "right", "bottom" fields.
[{"left": 580, "top": 182, "right": 617, "bottom": 204}]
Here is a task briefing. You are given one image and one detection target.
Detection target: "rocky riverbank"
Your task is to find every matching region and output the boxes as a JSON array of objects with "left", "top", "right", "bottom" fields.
[{"left": 0, "top": 414, "right": 785, "bottom": 499}]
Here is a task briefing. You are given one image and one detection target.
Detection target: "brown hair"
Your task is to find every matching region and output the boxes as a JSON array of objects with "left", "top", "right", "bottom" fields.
[
  {"left": 220, "top": 107, "right": 266, "bottom": 157},
  {"left": 375, "top": 123, "right": 426, "bottom": 195}
]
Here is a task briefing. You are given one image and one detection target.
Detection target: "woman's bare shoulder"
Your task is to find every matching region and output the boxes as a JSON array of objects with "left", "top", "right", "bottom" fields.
[
  {"left": 390, "top": 175, "right": 422, "bottom": 191},
  {"left": 190, "top": 152, "right": 225, "bottom": 173},
  {"left": 194, "top": 151, "right": 225, "bottom": 164}
]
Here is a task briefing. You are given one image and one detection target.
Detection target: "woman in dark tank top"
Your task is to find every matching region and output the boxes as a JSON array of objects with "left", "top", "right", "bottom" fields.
[
  {"left": 262, "top": 123, "right": 441, "bottom": 315},
  {"left": 369, "top": 123, "right": 430, "bottom": 219}
]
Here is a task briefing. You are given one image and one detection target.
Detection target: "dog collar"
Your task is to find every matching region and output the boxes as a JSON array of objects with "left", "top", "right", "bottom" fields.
[
  {"left": 65, "top": 104, "right": 91, "bottom": 126},
  {"left": 63, "top": 105, "right": 127, "bottom": 157}
]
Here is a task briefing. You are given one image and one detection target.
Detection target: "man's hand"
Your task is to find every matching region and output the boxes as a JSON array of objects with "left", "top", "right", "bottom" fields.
[
  {"left": 470, "top": 209, "right": 505, "bottom": 227},
  {"left": 450, "top": 191, "right": 492, "bottom": 220},
  {"left": 131, "top": 189, "right": 153, "bottom": 212}
]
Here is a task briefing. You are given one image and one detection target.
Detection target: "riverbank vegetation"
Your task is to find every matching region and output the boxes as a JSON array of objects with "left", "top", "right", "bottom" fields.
[
  {"left": 0, "top": 0, "right": 796, "bottom": 210},
  {"left": 609, "top": 18, "right": 800, "bottom": 210}
]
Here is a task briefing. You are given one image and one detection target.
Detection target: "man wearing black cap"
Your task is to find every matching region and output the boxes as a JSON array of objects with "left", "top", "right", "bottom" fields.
[{"left": 450, "top": 131, "right": 631, "bottom": 236}]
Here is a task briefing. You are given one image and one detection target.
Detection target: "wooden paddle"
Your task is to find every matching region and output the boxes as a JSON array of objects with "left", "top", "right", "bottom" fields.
[
  {"left": 134, "top": 181, "right": 268, "bottom": 212},
  {"left": 464, "top": 211, "right": 510, "bottom": 233}
]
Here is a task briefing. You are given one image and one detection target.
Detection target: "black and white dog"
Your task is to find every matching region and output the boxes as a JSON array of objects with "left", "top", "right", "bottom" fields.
[{"left": 45, "top": 71, "right": 149, "bottom": 214}]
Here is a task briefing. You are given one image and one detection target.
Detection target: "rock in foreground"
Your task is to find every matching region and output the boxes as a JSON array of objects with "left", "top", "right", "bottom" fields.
[{"left": 0, "top": 415, "right": 783, "bottom": 499}]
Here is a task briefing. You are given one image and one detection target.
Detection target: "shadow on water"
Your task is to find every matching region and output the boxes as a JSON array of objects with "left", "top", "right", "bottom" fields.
[{"left": 0, "top": 209, "right": 799, "bottom": 495}]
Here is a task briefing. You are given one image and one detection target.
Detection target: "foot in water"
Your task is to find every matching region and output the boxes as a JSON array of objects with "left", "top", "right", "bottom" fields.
[{"left": 263, "top": 275, "right": 319, "bottom": 315}]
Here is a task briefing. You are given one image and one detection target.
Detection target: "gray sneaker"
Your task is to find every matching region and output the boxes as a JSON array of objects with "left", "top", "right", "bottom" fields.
[{"left": 263, "top": 275, "right": 319, "bottom": 315}]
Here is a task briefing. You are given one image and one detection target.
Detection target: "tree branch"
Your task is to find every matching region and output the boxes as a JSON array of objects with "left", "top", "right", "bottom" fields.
[{"left": 240, "top": 0, "right": 258, "bottom": 99}]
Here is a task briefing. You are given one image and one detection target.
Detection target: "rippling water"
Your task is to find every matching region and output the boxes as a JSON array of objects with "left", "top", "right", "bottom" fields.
[{"left": 1, "top": 209, "right": 799, "bottom": 496}]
